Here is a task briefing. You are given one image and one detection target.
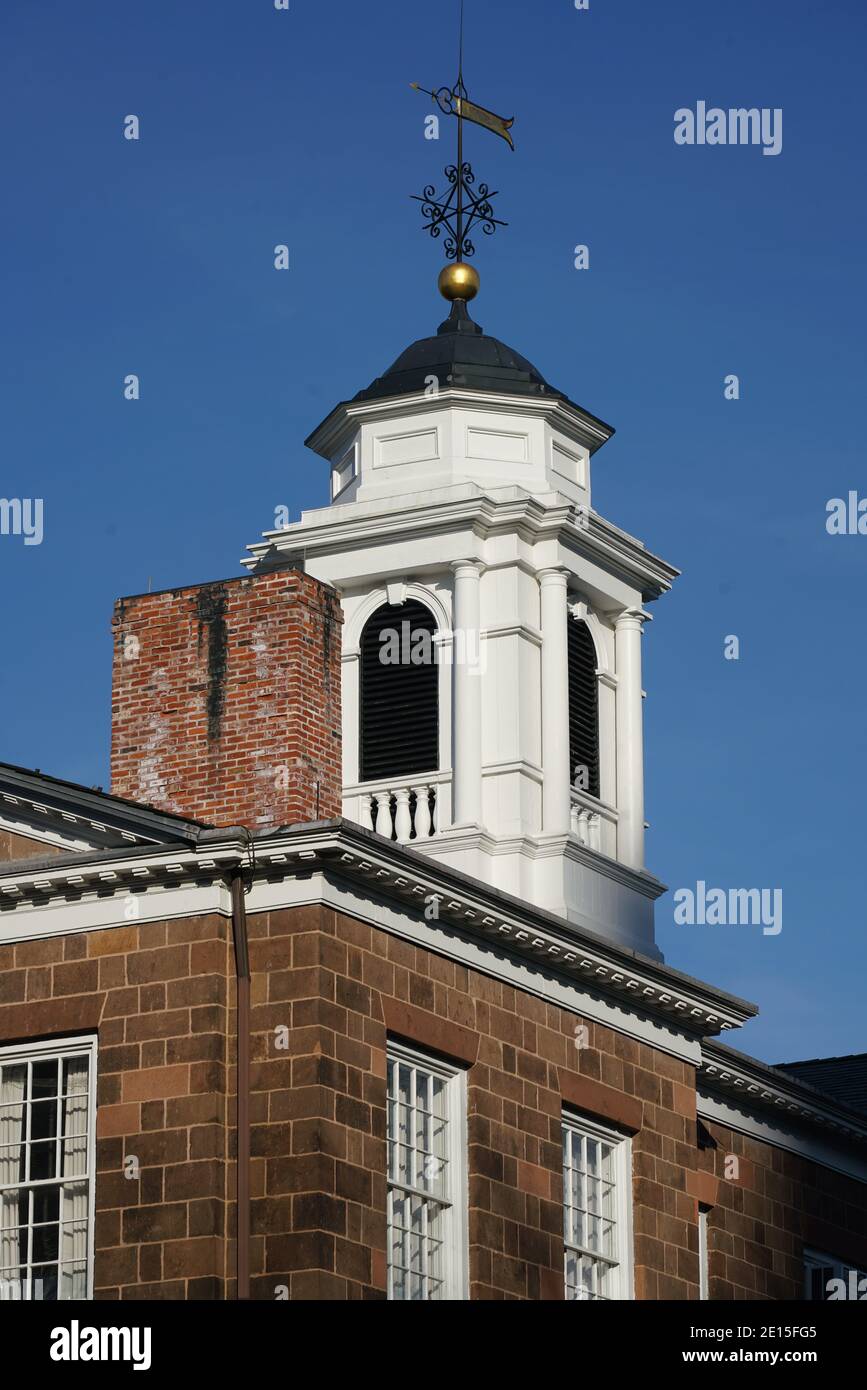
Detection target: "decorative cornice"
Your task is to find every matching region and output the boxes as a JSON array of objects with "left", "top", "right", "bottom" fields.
[
  {"left": 244, "top": 485, "right": 676, "bottom": 601},
  {"left": 699, "top": 1041, "right": 867, "bottom": 1146},
  {"left": 245, "top": 486, "right": 573, "bottom": 564},
  {"left": 1, "top": 793, "right": 157, "bottom": 851},
  {"left": 568, "top": 513, "right": 680, "bottom": 603},
  {"left": 304, "top": 386, "right": 614, "bottom": 463},
  {"left": 0, "top": 765, "right": 203, "bottom": 852},
  {"left": 0, "top": 820, "right": 755, "bottom": 1039}
]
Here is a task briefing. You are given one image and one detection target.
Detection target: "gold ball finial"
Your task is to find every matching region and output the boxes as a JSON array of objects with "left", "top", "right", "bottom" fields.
[{"left": 438, "top": 262, "right": 480, "bottom": 302}]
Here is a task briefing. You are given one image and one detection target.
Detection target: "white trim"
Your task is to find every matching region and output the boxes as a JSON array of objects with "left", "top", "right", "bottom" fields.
[
  {"left": 243, "top": 482, "right": 677, "bottom": 600},
  {"left": 0, "top": 1033, "right": 98, "bottom": 1302},
  {"left": 698, "top": 1205, "right": 710, "bottom": 1300},
  {"left": 700, "top": 1046, "right": 867, "bottom": 1145},
  {"left": 343, "top": 583, "right": 453, "bottom": 659},
  {"left": 562, "top": 1109, "right": 633, "bottom": 1301},
  {"left": 386, "top": 1039, "right": 468, "bottom": 1301},
  {"left": 305, "top": 386, "right": 614, "bottom": 462},
  {"left": 0, "top": 867, "right": 708, "bottom": 1061},
  {"left": 0, "top": 832, "right": 746, "bottom": 1045},
  {"left": 266, "top": 872, "right": 705, "bottom": 1064},
  {"left": 0, "top": 880, "right": 231, "bottom": 946},
  {"left": 567, "top": 600, "right": 610, "bottom": 676}
]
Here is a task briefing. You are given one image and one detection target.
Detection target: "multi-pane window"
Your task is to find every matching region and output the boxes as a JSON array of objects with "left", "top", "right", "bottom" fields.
[
  {"left": 0, "top": 1037, "right": 95, "bottom": 1301},
  {"left": 562, "top": 1113, "right": 631, "bottom": 1300},
  {"left": 386, "top": 1043, "right": 466, "bottom": 1301},
  {"left": 804, "top": 1248, "right": 867, "bottom": 1301}
]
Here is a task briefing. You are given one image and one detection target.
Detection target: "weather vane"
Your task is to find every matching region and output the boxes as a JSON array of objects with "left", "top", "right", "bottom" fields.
[{"left": 410, "top": 0, "right": 514, "bottom": 305}]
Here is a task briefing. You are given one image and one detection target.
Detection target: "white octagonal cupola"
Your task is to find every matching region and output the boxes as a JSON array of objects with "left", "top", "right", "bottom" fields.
[{"left": 244, "top": 293, "right": 679, "bottom": 962}]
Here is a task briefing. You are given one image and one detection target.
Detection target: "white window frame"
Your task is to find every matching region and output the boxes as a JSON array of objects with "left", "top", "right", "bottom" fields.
[
  {"left": 804, "top": 1247, "right": 867, "bottom": 1301},
  {"left": 0, "top": 1034, "right": 97, "bottom": 1301},
  {"left": 698, "top": 1204, "right": 710, "bottom": 1300},
  {"left": 562, "top": 1110, "right": 633, "bottom": 1301},
  {"left": 386, "top": 1039, "right": 467, "bottom": 1301}
]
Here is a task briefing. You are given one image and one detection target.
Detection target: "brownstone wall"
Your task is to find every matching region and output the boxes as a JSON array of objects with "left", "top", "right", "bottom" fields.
[
  {"left": 0, "top": 916, "right": 233, "bottom": 1300},
  {"left": 696, "top": 1116, "right": 867, "bottom": 1299},
  {"left": 242, "top": 904, "right": 705, "bottom": 1300},
  {"left": 240, "top": 904, "right": 867, "bottom": 1302},
  {"left": 1, "top": 900, "right": 864, "bottom": 1301},
  {"left": 0, "top": 829, "right": 64, "bottom": 863},
  {"left": 110, "top": 569, "right": 343, "bottom": 829}
]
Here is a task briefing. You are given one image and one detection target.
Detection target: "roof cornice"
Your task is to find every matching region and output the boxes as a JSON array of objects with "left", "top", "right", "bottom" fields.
[
  {"left": 243, "top": 487, "right": 677, "bottom": 599},
  {"left": 304, "top": 386, "right": 615, "bottom": 462},
  {"left": 0, "top": 765, "right": 203, "bottom": 850},
  {"left": 573, "top": 513, "right": 680, "bottom": 602},
  {"left": 0, "top": 819, "right": 755, "bottom": 1038},
  {"left": 700, "top": 1040, "right": 867, "bottom": 1145},
  {"left": 245, "top": 488, "right": 571, "bottom": 564}
]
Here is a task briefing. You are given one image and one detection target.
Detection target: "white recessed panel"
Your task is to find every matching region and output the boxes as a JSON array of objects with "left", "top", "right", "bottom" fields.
[
  {"left": 375, "top": 429, "right": 439, "bottom": 469},
  {"left": 467, "top": 427, "right": 529, "bottom": 464}
]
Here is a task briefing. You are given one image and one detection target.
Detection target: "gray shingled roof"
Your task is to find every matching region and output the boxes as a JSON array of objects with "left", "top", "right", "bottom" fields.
[{"left": 776, "top": 1053, "right": 867, "bottom": 1116}]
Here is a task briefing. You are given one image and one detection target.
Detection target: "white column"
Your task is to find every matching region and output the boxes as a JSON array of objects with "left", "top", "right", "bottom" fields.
[
  {"left": 451, "top": 560, "right": 483, "bottom": 826},
  {"left": 615, "top": 607, "right": 649, "bottom": 870},
  {"left": 539, "top": 568, "right": 571, "bottom": 835}
]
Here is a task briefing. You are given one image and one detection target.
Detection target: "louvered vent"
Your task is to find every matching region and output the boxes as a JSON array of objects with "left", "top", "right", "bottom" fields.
[
  {"left": 360, "top": 601, "right": 439, "bottom": 782},
  {"left": 568, "top": 616, "right": 599, "bottom": 799}
]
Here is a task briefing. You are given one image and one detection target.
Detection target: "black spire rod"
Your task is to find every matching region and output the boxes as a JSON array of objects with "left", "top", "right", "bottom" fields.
[{"left": 456, "top": 0, "right": 465, "bottom": 261}]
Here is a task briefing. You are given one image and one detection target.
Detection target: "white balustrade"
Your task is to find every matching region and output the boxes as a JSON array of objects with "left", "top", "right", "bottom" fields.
[
  {"left": 569, "top": 788, "right": 619, "bottom": 860},
  {"left": 346, "top": 776, "right": 449, "bottom": 843}
]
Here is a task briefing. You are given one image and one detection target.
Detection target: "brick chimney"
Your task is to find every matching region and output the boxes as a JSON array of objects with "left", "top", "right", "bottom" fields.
[{"left": 110, "top": 569, "right": 343, "bottom": 828}]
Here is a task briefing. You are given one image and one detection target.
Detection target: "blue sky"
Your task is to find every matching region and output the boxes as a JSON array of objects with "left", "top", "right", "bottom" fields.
[{"left": 2, "top": 0, "right": 865, "bottom": 1065}]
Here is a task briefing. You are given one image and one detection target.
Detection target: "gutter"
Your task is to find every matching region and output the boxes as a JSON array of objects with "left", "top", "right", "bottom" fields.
[{"left": 229, "top": 867, "right": 251, "bottom": 1300}]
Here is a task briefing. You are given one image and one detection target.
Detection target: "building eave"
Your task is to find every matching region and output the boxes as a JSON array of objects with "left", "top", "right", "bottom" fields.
[
  {"left": 700, "top": 1040, "right": 867, "bottom": 1145},
  {"left": 0, "top": 819, "right": 756, "bottom": 1038},
  {"left": 0, "top": 762, "right": 206, "bottom": 850},
  {"left": 304, "top": 386, "right": 615, "bottom": 463},
  {"left": 242, "top": 485, "right": 678, "bottom": 600}
]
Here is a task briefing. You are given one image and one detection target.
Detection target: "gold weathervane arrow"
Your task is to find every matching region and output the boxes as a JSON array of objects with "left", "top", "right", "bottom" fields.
[{"left": 410, "top": 82, "right": 515, "bottom": 151}]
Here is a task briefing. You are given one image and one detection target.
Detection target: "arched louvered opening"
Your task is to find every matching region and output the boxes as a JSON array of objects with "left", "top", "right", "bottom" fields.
[
  {"left": 360, "top": 599, "right": 439, "bottom": 783},
  {"left": 568, "top": 616, "right": 600, "bottom": 800}
]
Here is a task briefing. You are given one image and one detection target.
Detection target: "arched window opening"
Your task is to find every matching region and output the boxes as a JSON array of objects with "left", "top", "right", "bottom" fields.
[
  {"left": 568, "top": 616, "right": 600, "bottom": 800},
  {"left": 359, "top": 599, "right": 440, "bottom": 841}
]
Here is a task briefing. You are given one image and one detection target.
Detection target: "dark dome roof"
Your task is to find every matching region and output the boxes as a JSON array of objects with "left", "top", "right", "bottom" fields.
[{"left": 354, "top": 300, "right": 570, "bottom": 406}]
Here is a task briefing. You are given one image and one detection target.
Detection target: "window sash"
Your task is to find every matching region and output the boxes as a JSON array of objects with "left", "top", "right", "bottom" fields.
[
  {"left": 0, "top": 1037, "right": 95, "bottom": 1302},
  {"left": 562, "top": 1113, "right": 632, "bottom": 1301},
  {"left": 804, "top": 1248, "right": 867, "bottom": 1301},
  {"left": 386, "top": 1042, "right": 465, "bottom": 1301}
]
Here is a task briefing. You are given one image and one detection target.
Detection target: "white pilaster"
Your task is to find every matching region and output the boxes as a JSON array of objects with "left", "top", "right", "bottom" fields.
[
  {"left": 615, "top": 608, "right": 649, "bottom": 870},
  {"left": 539, "top": 569, "right": 572, "bottom": 835},
  {"left": 451, "top": 560, "right": 483, "bottom": 827}
]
